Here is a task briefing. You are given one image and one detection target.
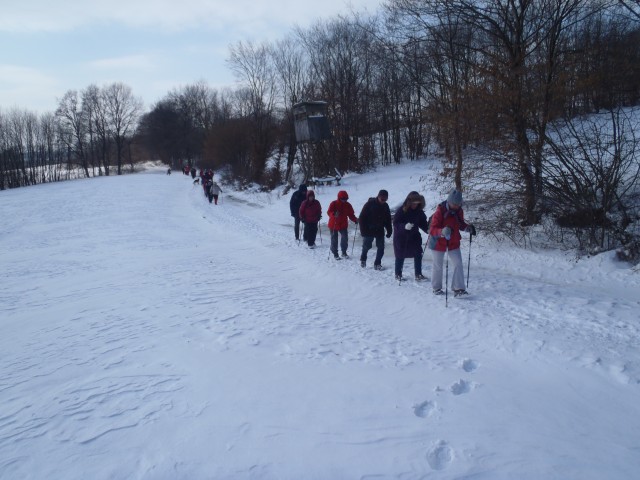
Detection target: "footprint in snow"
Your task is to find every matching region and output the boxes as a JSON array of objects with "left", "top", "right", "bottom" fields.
[
  {"left": 450, "top": 379, "right": 473, "bottom": 395},
  {"left": 461, "top": 358, "right": 478, "bottom": 372},
  {"left": 413, "top": 400, "right": 436, "bottom": 418},
  {"left": 426, "top": 440, "right": 453, "bottom": 470}
]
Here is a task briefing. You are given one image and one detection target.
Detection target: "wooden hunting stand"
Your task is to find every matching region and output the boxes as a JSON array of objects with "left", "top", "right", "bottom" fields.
[{"left": 292, "top": 101, "right": 340, "bottom": 186}]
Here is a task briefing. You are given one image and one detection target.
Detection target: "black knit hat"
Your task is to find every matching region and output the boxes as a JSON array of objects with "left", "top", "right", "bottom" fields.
[{"left": 377, "top": 189, "right": 388, "bottom": 198}]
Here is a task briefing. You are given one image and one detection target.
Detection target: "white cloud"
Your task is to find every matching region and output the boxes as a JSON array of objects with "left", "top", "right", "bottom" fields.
[
  {"left": 0, "top": 0, "right": 378, "bottom": 33},
  {"left": 88, "top": 54, "right": 157, "bottom": 71},
  {"left": 0, "top": 0, "right": 381, "bottom": 112}
]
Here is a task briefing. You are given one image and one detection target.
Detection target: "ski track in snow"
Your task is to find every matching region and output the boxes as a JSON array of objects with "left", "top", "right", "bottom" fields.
[{"left": 1, "top": 168, "right": 639, "bottom": 478}]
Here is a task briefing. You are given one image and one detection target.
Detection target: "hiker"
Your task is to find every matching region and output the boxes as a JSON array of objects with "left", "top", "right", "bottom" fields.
[
  {"left": 327, "top": 190, "right": 358, "bottom": 259},
  {"left": 299, "top": 190, "right": 322, "bottom": 248},
  {"left": 289, "top": 184, "right": 308, "bottom": 240},
  {"left": 209, "top": 181, "right": 222, "bottom": 205},
  {"left": 358, "top": 189, "right": 392, "bottom": 270},
  {"left": 201, "top": 169, "right": 213, "bottom": 197},
  {"left": 428, "top": 189, "right": 476, "bottom": 296},
  {"left": 392, "top": 191, "right": 430, "bottom": 281}
]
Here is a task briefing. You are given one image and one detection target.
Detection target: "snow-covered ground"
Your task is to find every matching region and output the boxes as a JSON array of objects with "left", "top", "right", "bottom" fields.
[{"left": 1, "top": 161, "right": 639, "bottom": 479}]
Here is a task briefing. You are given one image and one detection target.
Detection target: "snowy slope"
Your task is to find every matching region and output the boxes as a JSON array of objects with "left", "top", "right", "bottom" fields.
[{"left": 1, "top": 161, "right": 639, "bottom": 479}]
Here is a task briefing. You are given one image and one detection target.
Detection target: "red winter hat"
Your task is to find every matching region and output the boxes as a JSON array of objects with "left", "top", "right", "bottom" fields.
[{"left": 338, "top": 190, "right": 349, "bottom": 200}]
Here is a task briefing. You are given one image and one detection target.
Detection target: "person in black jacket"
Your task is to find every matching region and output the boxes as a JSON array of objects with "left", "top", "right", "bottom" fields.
[
  {"left": 289, "top": 184, "right": 307, "bottom": 240},
  {"left": 358, "top": 189, "right": 392, "bottom": 270}
]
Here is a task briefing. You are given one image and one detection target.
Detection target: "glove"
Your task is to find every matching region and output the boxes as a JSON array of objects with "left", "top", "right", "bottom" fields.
[
  {"left": 386, "top": 231, "right": 392, "bottom": 238},
  {"left": 405, "top": 222, "right": 414, "bottom": 230},
  {"left": 442, "top": 226, "right": 452, "bottom": 240},
  {"left": 465, "top": 224, "right": 476, "bottom": 236},
  {"left": 354, "top": 218, "right": 359, "bottom": 224}
]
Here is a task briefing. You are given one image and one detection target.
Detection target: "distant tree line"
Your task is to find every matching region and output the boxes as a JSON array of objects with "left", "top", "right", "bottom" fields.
[
  {"left": 1, "top": 82, "right": 142, "bottom": 188},
  {"left": 1, "top": 0, "right": 639, "bottom": 257}
]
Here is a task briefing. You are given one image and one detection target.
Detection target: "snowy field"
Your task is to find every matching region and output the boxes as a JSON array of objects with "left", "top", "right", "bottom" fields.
[{"left": 1, "top": 160, "right": 639, "bottom": 479}]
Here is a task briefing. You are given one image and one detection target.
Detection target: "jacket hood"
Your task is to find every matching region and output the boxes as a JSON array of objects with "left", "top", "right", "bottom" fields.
[
  {"left": 402, "top": 191, "right": 425, "bottom": 210},
  {"left": 298, "top": 184, "right": 308, "bottom": 193},
  {"left": 337, "top": 190, "right": 349, "bottom": 200},
  {"left": 305, "top": 190, "right": 316, "bottom": 200}
]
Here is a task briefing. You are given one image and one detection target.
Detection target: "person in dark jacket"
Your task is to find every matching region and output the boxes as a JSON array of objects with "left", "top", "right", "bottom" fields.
[
  {"left": 358, "top": 189, "right": 392, "bottom": 270},
  {"left": 327, "top": 190, "right": 358, "bottom": 259},
  {"left": 392, "top": 191, "right": 430, "bottom": 281},
  {"left": 299, "top": 190, "right": 322, "bottom": 248},
  {"left": 289, "top": 184, "right": 307, "bottom": 240},
  {"left": 428, "top": 189, "right": 475, "bottom": 296}
]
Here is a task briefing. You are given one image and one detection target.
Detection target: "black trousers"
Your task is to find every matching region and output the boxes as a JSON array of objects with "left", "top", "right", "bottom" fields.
[{"left": 304, "top": 222, "right": 318, "bottom": 246}]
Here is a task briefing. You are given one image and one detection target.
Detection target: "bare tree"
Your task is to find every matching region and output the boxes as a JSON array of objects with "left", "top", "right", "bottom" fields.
[
  {"left": 102, "top": 83, "right": 143, "bottom": 175},
  {"left": 619, "top": 0, "right": 640, "bottom": 20},
  {"left": 56, "top": 90, "right": 89, "bottom": 177},
  {"left": 298, "top": 16, "right": 377, "bottom": 173},
  {"left": 227, "top": 40, "right": 279, "bottom": 183},
  {"left": 270, "top": 35, "right": 312, "bottom": 182},
  {"left": 426, "top": 0, "right": 593, "bottom": 226},
  {"left": 82, "top": 85, "right": 111, "bottom": 175},
  {"left": 543, "top": 107, "right": 640, "bottom": 251}
]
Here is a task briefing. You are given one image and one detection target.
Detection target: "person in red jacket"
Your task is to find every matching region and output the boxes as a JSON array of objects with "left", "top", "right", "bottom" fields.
[
  {"left": 299, "top": 190, "right": 322, "bottom": 248},
  {"left": 428, "top": 189, "right": 476, "bottom": 296},
  {"left": 327, "top": 190, "right": 358, "bottom": 259}
]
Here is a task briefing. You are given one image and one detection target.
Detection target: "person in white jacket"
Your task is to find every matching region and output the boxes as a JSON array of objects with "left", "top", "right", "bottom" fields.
[{"left": 209, "top": 181, "right": 222, "bottom": 205}]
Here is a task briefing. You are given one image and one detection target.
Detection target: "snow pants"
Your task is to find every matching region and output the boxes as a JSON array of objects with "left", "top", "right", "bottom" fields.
[
  {"left": 395, "top": 252, "right": 423, "bottom": 277},
  {"left": 304, "top": 222, "right": 318, "bottom": 246},
  {"left": 330, "top": 228, "right": 348, "bottom": 256},
  {"left": 361, "top": 235, "right": 385, "bottom": 266},
  {"left": 431, "top": 248, "right": 465, "bottom": 291}
]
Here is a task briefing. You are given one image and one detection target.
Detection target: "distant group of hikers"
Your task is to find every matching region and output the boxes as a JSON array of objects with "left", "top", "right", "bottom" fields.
[
  {"left": 182, "top": 165, "right": 223, "bottom": 204},
  {"left": 290, "top": 185, "right": 476, "bottom": 297}
]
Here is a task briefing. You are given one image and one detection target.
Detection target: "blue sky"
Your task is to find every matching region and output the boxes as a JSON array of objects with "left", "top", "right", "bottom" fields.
[{"left": 1, "top": 0, "right": 380, "bottom": 114}]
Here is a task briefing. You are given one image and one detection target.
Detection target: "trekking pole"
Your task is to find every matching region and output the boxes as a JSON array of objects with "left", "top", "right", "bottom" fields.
[
  {"left": 298, "top": 221, "right": 304, "bottom": 246},
  {"left": 351, "top": 221, "right": 357, "bottom": 255},
  {"left": 445, "top": 241, "right": 450, "bottom": 308},
  {"left": 399, "top": 227, "right": 411, "bottom": 286},
  {"left": 318, "top": 223, "right": 323, "bottom": 245},
  {"left": 467, "top": 234, "right": 472, "bottom": 288}
]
